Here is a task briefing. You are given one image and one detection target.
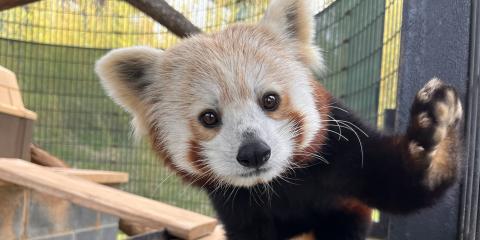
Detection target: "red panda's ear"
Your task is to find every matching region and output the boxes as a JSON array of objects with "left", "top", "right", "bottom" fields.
[
  {"left": 260, "top": 0, "right": 324, "bottom": 74},
  {"left": 95, "top": 46, "right": 162, "bottom": 137},
  {"left": 260, "top": 0, "right": 312, "bottom": 46}
]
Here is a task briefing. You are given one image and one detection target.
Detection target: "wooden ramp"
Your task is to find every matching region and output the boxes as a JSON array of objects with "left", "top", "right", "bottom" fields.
[{"left": 0, "top": 159, "right": 218, "bottom": 240}]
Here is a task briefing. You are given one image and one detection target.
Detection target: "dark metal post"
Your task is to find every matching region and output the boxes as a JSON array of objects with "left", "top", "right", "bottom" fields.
[
  {"left": 389, "top": 0, "right": 472, "bottom": 239},
  {"left": 459, "top": 0, "right": 480, "bottom": 239}
]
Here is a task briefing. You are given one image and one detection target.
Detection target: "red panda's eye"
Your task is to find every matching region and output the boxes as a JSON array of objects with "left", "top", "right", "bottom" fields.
[
  {"left": 199, "top": 110, "right": 220, "bottom": 128},
  {"left": 262, "top": 93, "right": 280, "bottom": 111}
]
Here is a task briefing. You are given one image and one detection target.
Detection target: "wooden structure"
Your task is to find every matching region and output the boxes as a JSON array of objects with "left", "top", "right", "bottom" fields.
[
  {"left": 0, "top": 65, "right": 37, "bottom": 160},
  {"left": 0, "top": 163, "right": 128, "bottom": 240},
  {"left": 0, "top": 168, "right": 128, "bottom": 187},
  {"left": 0, "top": 159, "right": 218, "bottom": 240},
  {"left": 0, "top": 62, "right": 221, "bottom": 240}
]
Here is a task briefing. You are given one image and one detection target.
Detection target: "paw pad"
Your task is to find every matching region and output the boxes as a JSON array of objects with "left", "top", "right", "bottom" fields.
[
  {"left": 414, "top": 78, "right": 462, "bottom": 128},
  {"left": 409, "top": 78, "right": 463, "bottom": 151}
]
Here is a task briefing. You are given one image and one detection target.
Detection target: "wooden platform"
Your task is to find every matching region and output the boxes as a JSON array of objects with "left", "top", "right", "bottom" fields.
[{"left": 0, "top": 159, "right": 218, "bottom": 240}]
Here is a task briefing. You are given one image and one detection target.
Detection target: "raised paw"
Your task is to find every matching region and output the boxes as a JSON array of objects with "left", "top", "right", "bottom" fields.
[{"left": 408, "top": 78, "right": 463, "bottom": 153}]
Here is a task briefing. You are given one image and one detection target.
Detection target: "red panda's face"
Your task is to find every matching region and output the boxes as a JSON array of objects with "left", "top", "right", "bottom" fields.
[{"left": 96, "top": 0, "right": 328, "bottom": 187}]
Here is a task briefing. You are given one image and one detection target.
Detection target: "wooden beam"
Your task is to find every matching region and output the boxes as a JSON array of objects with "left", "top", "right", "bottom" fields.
[
  {"left": 198, "top": 225, "right": 226, "bottom": 240},
  {"left": 0, "top": 0, "right": 41, "bottom": 11},
  {"left": 0, "top": 168, "right": 128, "bottom": 187},
  {"left": 52, "top": 168, "right": 129, "bottom": 184},
  {"left": 119, "top": 218, "right": 164, "bottom": 236},
  {"left": 0, "top": 159, "right": 217, "bottom": 240},
  {"left": 126, "top": 0, "right": 202, "bottom": 38},
  {"left": 28, "top": 145, "right": 150, "bottom": 238}
]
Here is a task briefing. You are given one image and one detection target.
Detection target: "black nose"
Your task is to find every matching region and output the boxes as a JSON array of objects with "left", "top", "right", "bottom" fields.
[{"left": 236, "top": 140, "right": 271, "bottom": 168}]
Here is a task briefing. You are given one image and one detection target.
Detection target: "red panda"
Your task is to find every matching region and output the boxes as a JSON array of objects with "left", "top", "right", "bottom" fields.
[{"left": 95, "top": 0, "right": 463, "bottom": 239}]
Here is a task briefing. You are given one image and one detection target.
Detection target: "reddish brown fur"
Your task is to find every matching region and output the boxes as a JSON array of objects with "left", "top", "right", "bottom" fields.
[
  {"left": 188, "top": 140, "right": 208, "bottom": 173},
  {"left": 148, "top": 127, "right": 176, "bottom": 173},
  {"left": 189, "top": 119, "right": 220, "bottom": 142},
  {"left": 337, "top": 198, "right": 373, "bottom": 223},
  {"left": 291, "top": 232, "right": 316, "bottom": 240},
  {"left": 290, "top": 111, "right": 306, "bottom": 148},
  {"left": 266, "top": 92, "right": 306, "bottom": 148},
  {"left": 148, "top": 126, "right": 211, "bottom": 186}
]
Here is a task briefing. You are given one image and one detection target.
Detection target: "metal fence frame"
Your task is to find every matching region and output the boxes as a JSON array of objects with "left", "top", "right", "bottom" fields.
[{"left": 460, "top": 0, "right": 480, "bottom": 239}]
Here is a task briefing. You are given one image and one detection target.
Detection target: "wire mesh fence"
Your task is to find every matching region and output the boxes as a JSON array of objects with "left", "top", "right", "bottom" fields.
[
  {"left": 315, "top": 0, "right": 402, "bottom": 127},
  {"left": 0, "top": 0, "right": 402, "bottom": 220}
]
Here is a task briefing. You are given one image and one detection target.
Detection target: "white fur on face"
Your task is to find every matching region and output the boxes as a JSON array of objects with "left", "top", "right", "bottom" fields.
[
  {"left": 203, "top": 101, "right": 295, "bottom": 187},
  {"left": 146, "top": 32, "right": 322, "bottom": 187}
]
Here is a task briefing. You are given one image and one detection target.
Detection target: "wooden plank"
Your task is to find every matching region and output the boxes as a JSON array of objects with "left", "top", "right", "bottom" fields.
[
  {"left": 0, "top": 159, "right": 217, "bottom": 239},
  {"left": 0, "top": 168, "right": 128, "bottom": 186},
  {"left": 198, "top": 225, "right": 226, "bottom": 240},
  {"left": 120, "top": 218, "right": 164, "bottom": 236},
  {"left": 51, "top": 168, "right": 129, "bottom": 184},
  {"left": 0, "top": 0, "right": 40, "bottom": 11},
  {"left": 0, "top": 179, "right": 9, "bottom": 187}
]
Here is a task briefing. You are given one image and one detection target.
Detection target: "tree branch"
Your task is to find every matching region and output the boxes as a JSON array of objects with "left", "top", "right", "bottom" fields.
[
  {"left": 0, "top": 0, "right": 40, "bottom": 11},
  {"left": 126, "top": 0, "right": 202, "bottom": 38},
  {"left": 30, "top": 144, "right": 70, "bottom": 168}
]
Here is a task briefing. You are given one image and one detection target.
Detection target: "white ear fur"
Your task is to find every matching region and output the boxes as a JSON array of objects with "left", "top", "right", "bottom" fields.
[
  {"left": 260, "top": 0, "right": 324, "bottom": 73},
  {"left": 261, "top": 0, "right": 313, "bottom": 45},
  {"left": 95, "top": 46, "right": 162, "bottom": 138}
]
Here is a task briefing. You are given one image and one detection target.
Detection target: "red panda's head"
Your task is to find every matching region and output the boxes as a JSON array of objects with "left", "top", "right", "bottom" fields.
[{"left": 96, "top": 0, "right": 330, "bottom": 187}]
